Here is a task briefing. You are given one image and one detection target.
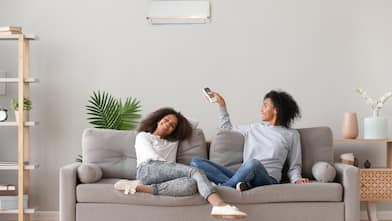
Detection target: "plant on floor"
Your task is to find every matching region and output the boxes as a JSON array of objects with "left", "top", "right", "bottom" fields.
[{"left": 86, "top": 90, "right": 142, "bottom": 130}]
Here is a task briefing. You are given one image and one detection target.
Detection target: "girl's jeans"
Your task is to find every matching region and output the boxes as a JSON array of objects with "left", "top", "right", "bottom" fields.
[{"left": 136, "top": 159, "right": 216, "bottom": 199}]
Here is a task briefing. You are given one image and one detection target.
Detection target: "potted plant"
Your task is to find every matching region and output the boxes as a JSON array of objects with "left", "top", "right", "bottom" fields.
[
  {"left": 76, "top": 91, "right": 142, "bottom": 162},
  {"left": 86, "top": 91, "right": 142, "bottom": 130},
  {"left": 11, "top": 97, "right": 32, "bottom": 122},
  {"left": 356, "top": 88, "right": 392, "bottom": 138}
]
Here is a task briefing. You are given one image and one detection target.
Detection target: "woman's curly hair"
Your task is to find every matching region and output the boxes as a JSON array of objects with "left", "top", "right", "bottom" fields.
[{"left": 264, "top": 90, "right": 301, "bottom": 128}]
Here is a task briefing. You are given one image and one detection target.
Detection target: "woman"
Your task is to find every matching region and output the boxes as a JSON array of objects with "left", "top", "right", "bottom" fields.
[
  {"left": 114, "top": 107, "right": 247, "bottom": 219},
  {"left": 191, "top": 90, "right": 309, "bottom": 192}
]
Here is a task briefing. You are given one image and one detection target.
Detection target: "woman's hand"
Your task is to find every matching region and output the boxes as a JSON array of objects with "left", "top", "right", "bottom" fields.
[
  {"left": 210, "top": 92, "right": 226, "bottom": 107},
  {"left": 295, "top": 178, "right": 310, "bottom": 184}
]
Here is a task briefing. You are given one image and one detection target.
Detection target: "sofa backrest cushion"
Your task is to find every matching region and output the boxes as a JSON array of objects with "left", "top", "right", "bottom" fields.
[
  {"left": 177, "top": 129, "right": 208, "bottom": 165},
  {"left": 209, "top": 127, "right": 334, "bottom": 179},
  {"left": 297, "top": 127, "right": 334, "bottom": 179},
  {"left": 82, "top": 128, "right": 207, "bottom": 179},
  {"left": 82, "top": 128, "right": 138, "bottom": 179},
  {"left": 209, "top": 130, "right": 244, "bottom": 171}
]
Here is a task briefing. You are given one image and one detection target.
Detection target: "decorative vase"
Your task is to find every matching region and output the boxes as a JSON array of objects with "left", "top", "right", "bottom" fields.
[
  {"left": 364, "top": 110, "right": 388, "bottom": 139},
  {"left": 14, "top": 111, "right": 29, "bottom": 122},
  {"left": 342, "top": 112, "right": 359, "bottom": 139},
  {"left": 364, "top": 160, "right": 371, "bottom": 168}
]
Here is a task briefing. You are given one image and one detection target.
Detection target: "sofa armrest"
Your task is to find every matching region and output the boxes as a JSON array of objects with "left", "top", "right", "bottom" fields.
[
  {"left": 334, "top": 163, "right": 360, "bottom": 221},
  {"left": 60, "top": 162, "right": 81, "bottom": 221}
]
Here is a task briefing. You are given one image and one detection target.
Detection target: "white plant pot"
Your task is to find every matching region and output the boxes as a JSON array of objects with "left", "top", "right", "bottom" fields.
[
  {"left": 14, "top": 111, "right": 29, "bottom": 122},
  {"left": 364, "top": 116, "right": 388, "bottom": 139}
]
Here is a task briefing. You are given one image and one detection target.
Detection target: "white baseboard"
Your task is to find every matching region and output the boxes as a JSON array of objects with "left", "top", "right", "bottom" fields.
[
  {"left": 0, "top": 211, "right": 59, "bottom": 221},
  {"left": 360, "top": 210, "right": 392, "bottom": 220}
]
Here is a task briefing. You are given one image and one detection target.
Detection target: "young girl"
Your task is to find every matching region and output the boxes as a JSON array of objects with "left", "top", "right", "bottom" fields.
[{"left": 114, "top": 107, "right": 247, "bottom": 219}]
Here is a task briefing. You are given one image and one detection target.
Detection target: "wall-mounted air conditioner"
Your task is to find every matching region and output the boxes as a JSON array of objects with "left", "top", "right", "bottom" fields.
[{"left": 147, "top": 1, "right": 210, "bottom": 25}]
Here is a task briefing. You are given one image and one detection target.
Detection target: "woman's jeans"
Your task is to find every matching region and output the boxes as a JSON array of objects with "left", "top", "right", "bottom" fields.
[
  {"left": 136, "top": 160, "right": 216, "bottom": 199},
  {"left": 190, "top": 157, "right": 278, "bottom": 188}
]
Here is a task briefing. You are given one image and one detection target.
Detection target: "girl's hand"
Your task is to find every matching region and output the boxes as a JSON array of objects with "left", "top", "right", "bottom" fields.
[{"left": 295, "top": 178, "right": 310, "bottom": 184}]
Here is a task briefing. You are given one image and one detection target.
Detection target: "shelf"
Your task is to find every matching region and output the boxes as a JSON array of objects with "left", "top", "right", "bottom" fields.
[
  {"left": 0, "top": 78, "right": 39, "bottom": 83},
  {"left": 0, "top": 34, "right": 38, "bottom": 40},
  {"left": 0, "top": 121, "right": 39, "bottom": 127},
  {"left": 0, "top": 163, "right": 39, "bottom": 170},
  {"left": 0, "top": 208, "right": 35, "bottom": 214},
  {"left": 1, "top": 27, "right": 38, "bottom": 221}
]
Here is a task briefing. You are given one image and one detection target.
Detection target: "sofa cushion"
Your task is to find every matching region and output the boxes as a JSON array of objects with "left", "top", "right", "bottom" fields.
[
  {"left": 312, "top": 161, "right": 336, "bottom": 182},
  {"left": 82, "top": 128, "right": 207, "bottom": 179},
  {"left": 77, "top": 163, "right": 103, "bottom": 183},
  {"left": 217, "top": 182, "right": 342, "bottom": 204},
  {"left": 76, "top": 179, "right": 207, "bottom": 206},
  {"left": 209, "top": 127, "right": 334, "bottom": 180},
  {"left": 177, "top": 129, "right": 208, "bottom": 165},
  {"left": 82, "top": 128, "right": 138, "bottom": 179},
  {"left": 209, "top": 130, "right": 244, "bottom": 171},
  {"left": 76, "top": 179, "right": 342, "bottom": 206},
  {"left": 298, "top": 127, "right": 334, "bottom": 179}
]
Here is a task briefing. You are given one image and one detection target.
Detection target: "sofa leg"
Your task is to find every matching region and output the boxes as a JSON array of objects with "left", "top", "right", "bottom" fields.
[{"left": 367, "top": 201, "right": 378, "bottom": 221}]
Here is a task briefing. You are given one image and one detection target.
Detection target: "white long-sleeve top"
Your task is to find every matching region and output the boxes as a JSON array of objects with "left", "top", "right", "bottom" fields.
[
  {"left": 218, "top": 106, "right": 302, "bottom": 183},
  {"left": 134, "top": 132, "right": 179, "bottom": 167}
]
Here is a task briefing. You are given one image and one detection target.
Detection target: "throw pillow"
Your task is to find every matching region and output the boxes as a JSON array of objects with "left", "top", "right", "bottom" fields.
[
  {"left": 312, "top": 161, "right": 336, "bottom": 182},
  {"left": 77, "top": 163, "right": 103, "bottom": 183},
  {"left": 209, "top": 130, "right": 244, "bottom": 171}
]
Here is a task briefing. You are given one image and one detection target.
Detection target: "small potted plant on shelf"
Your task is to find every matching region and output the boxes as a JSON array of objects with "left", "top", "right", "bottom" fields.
[{"left": 11, "top": 97, "right": 32, "bottom": 122}]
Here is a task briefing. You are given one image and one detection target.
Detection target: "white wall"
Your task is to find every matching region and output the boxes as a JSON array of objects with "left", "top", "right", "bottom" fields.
[{"left": 0, "top": 0, "right": 392, "bottom": 212}]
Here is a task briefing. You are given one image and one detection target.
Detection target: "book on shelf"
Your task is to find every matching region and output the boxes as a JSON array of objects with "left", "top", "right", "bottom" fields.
[
  {"left": 0, "top": 184, "right": 16, "bottom": 191},
  {"left": 0, "top": 26, "right": 22, "bottom": 32},
  {"left": 0, "top": 190, "right": 17, "bottom": 196}
]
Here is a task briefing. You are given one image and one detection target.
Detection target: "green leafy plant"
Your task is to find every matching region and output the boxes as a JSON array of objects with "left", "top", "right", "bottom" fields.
[
  {"left": 11, "top": 97, "right": 32, "bottom": 111},
  {"left": 75, "top": 154, "right": 83, "bottom": 163},
  {"left": 86, "top": 91, "right": 142, "bottom": 130}
]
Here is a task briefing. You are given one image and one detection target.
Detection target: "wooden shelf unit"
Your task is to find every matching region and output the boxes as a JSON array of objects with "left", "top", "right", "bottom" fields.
[
  {"left": 0, "top": 32, "right": 38, "bottom": 221},
  {"left": 335, "top": 139, "right": 392, "bottom": 221}
]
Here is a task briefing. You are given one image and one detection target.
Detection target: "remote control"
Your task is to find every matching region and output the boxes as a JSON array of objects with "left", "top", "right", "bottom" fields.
[{"left": 202, "top": 87, "right": 217, "bottom": 103}]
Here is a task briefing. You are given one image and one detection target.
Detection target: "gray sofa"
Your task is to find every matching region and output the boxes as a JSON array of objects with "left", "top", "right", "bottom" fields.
[{"left": 60, "top": 127, "right": 359, "bottom": 221}]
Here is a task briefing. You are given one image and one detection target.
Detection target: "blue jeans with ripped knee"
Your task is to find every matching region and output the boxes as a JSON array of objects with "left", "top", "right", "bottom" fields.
[{"left": 190, "top": 157, "right": 277, "bottom": 189}]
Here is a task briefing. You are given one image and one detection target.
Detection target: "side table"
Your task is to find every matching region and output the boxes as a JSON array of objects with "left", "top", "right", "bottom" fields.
[{"left": 335, "top": 139, "right": 392, "bottom": 221}]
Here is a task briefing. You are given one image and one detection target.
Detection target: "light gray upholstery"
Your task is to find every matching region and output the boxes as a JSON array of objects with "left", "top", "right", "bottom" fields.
[
  {"left": 209, "top": 127, "right": 334, "bottom": 180},
  {"left": 298, "top": 127, "right": 334, "bottom": 179},
  {"left": 209, "top": 130, "right": 244, "bottom": 170},
  {"left": 176, "top": 128, "right": 208, "bottom": 165},
  {"left": 77, "top": 179, "right": 342, "bottom": 206},
  {"left": 335, "top": 163, "right": 360, "bottom": 221},
  {"left": 76, "top": 202, "right": 345, "bottom": 221},
  {"left": 60, "top": 127, "right": 359, "bottom": 221},
  {"left": 82, "top": 128, "right": 207, "bottom": 179},
  {"left": 82, "top": 128, "right": 138, "bottom": 179},
  {"left": 60, "top": 162, "right": 81, "bottom": 221},
  {"left": 77, "top": 163, "right": 103, "bottom": 183}
]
